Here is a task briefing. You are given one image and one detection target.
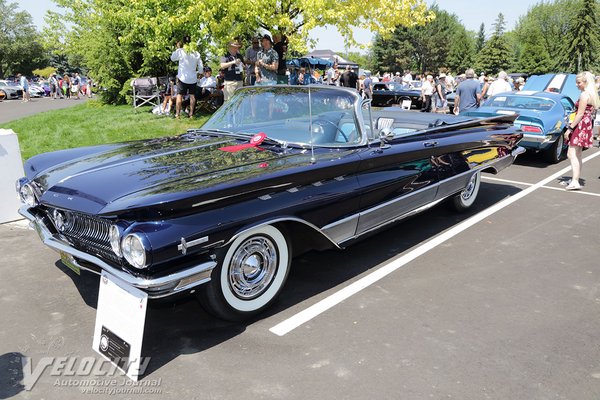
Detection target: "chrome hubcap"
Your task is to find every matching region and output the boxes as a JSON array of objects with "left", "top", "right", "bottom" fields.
[
  {"left": 229, "top": 236, "right": 278, "bottom": 300},
  {"left": 461, "top": 174, "right": 478, "bottom": 200}
]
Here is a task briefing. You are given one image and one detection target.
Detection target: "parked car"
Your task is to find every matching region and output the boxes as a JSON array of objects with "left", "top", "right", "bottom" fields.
[
  {"left": 0, "top": 80, "right": 24, "bottom": 100},
  {"left": 17, "top": 86, "right": 523, "bottom": 321},
  {"left": 28, "top": 83, "right": 46, "bottom": 97},
  {"left": 37, "top": 80, "right": 52, "bottom": 96},
  {"left": 372, "top": 81, "right": 424, "bottom": 109},
  {"left": 463, "top": 90, "right": 574, "bottom": 163},
  {"left": 522, "top": 73, "right": 579, "bottom": 103}
]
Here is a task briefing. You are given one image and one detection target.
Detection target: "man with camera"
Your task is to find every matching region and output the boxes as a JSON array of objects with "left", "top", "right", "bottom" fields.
[
  {"left": 220, "top": 40, "right": 245, "bottom": 102},
  {"left": 171, "top": 35, "right": 203, "bottom": 119}
]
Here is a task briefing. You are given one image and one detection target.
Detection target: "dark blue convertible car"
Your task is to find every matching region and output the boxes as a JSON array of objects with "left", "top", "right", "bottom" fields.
[{"left": 17, "top": 86, "right": 523, "bottom": 321}]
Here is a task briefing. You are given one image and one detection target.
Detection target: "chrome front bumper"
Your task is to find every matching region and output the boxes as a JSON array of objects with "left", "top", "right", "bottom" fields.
[{"left": 19, "top": 206, "right": 216, "bottom": 298}]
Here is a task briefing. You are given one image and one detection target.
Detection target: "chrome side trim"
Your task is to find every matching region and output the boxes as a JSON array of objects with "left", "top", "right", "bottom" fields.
[
  {"left": 19, "top": 206, "right": 216, "bottom": 298},
  {"left": 339, "top": 198, "right": 446, "bottom": 245},
  {"left": 224, "top": 217, "right": 342, "bottom": 249},
  {"left": 356, "top": 184, "right": 436, "bottom": 234},
  {"left": 322, "top": 150, "right": 518, "bottom": 244},
  {"left": 322, "top": 214, "right": 360, "bottom": 244}
]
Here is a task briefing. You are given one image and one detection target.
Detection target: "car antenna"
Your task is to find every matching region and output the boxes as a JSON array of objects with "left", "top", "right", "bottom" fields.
[{"left": 308, "top": 87, "right": 316, "bottom": 164}]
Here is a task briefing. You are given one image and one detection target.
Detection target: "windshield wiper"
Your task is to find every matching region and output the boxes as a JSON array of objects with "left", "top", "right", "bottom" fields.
[
  {"left": 187, "top": 128, "right": 249, "bottom": 140},
  {"left": 190, "top": 128, "right": 297, "bottom": 148}
]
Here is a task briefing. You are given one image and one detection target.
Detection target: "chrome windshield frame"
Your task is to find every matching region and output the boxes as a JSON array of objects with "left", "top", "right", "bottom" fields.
[{"left": 202, "top": 85, "right": 369, "bottom": 148}]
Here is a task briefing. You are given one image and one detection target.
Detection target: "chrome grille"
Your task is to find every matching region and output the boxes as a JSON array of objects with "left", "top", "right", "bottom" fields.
[{"left": 49, "top": 209, "right": 121, "bottom": 265}]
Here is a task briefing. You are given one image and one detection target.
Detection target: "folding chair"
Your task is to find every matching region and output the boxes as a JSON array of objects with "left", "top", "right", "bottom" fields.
[
  {"left": 196, "top": 90, "right": 223, "bottom": 114},
  {"left": 131, "top": 77, "right": 160, "bottom": 109}
]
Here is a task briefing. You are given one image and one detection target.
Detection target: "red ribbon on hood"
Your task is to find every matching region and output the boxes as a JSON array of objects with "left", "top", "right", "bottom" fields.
[{"left": 219, "top": 132, "right": 266, "bottom": 152}]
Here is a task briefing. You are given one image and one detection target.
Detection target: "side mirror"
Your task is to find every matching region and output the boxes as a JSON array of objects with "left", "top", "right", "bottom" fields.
[{"left": 379, "top": 128, "right": 394, "bottom": 149}]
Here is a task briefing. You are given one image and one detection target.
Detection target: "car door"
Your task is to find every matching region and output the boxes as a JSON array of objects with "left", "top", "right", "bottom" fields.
[
  {"left": 423, "top": 121, "right": 519, "bottom": 200},
  {"left": 353, "top": 123, "right": 439, "bottom": 236}
]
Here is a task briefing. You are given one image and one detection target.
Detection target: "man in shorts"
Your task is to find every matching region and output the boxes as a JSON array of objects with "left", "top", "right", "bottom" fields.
[
  {"left": 170, "top": 36, "right": 203, "bottom": 118},
  {"left": 18, "top": 73, "right": 30, "bottom": 102},
  {"left": 71, "top": 72, "right": 81, "bottom": 99}
]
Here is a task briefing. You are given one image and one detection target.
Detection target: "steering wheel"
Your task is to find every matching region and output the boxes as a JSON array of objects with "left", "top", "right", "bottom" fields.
[{"left": 312, "top": 119, "right": 350, "bottom": 142}]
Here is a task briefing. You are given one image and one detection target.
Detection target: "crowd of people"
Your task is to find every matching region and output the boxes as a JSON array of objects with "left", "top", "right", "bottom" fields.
[
  {"left": 46, "top": 72, "right": 94, "bottom": 100},
  {"left": 7, "top": 72, "right": 93, "bottom": 103},
  {"left": 359, "top": 68, "right": 528, "bottom": 114},
  {"left": 166, "top": 34, "right": 367, "bottom": 118}
]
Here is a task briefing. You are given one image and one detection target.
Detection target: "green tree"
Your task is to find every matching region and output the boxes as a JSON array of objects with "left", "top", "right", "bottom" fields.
[
  {"left": 371, "top": 27, "right": 416, "bottom": 73},
  {"left": 513, "top": 0, "right": 579, "bottom": 72},
  {"left": 518, "top": 26, "right": 552, "bottom": 74},
  {"left": 475, "top": 23, "right": 486, "bottom": 53},
  {"left": 337, "top": 51, "right": 372, "bottom": 70},
  {"left": 0, "top": 1, "right": 46, "bottom": 77},
  {"left": 371, "top": 6, "right": 463, "bottom": 74},
  {"left": 559, "top": 0, "right": 600, "bottom": 72},
  {"left": 49, "top": 0, "right": 434, "bottom": 104},
  {"left": 446, "top": 27, "right": 476, "bottom": 75},
  {"left": 475, "top": 14, "right": 513, "bottom": 75},
  {"left": 41, "top": 11, "right": 84, "bottom": 74}
]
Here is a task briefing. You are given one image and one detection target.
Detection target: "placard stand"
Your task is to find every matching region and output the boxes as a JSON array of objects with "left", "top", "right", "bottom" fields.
[
  {"left": 0, "top": 129, "right": 25, "bottom": 223},
  {"left": 92, "top": 272, "right": 148, "bottom": 381}
]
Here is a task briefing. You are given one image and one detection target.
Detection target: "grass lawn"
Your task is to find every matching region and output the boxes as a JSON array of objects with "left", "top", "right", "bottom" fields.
[{"left": 0, "top": 100, "right": 210, "bottom": 160}]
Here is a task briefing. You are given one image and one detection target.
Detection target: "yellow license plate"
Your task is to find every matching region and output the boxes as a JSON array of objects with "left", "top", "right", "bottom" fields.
[{"left": 60, "top": 252, "right": 81, "bottom": 275}]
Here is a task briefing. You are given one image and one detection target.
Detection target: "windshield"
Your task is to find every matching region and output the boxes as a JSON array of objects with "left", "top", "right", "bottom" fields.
[
  {"left": 483, "top": 95, "right": 556, "bottom": 111},
  {"left": 202, "top": 86, "right": 363, "bottom": 147}
]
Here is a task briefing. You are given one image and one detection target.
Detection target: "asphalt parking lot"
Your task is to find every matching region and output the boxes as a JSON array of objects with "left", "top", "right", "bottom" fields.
[
  {"left": 1, "top": 148, "right": 600, "bottom": 400},
  {"left": 0, "top": 97, "right": 90, "bottom": 124}
]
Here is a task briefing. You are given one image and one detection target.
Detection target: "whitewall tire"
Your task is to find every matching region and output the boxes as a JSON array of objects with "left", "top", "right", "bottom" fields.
[
  {"left": 452, "top": 171, "right": 481, "bottom": 212},
  {"left": 198, "top": 225, "right": 290, "bottom": 321}
]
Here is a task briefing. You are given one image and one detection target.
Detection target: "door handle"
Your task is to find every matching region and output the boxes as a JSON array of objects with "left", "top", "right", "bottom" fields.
[{"left": 423, "top": 141, "right": 438, "bottom": 147}]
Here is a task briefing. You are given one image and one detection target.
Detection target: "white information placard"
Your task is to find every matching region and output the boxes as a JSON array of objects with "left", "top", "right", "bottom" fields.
[{"left": 92, "top": 272, "right": 148, "bottom": 381}]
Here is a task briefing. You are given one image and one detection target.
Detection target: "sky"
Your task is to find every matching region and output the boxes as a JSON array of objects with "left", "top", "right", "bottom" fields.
[{"left": 17, "top": 0, "right": 541, "bottom": 52}]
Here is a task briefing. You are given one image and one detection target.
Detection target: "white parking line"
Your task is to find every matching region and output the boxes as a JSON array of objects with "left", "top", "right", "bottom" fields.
[
  {"left": 541, "top": 185, "right": 600, "bottom": 197},
  {"left": 482, "top": 176, "right": 533, "bottom": 186},
  {"left": 482, "top": 171, "right": 600, "bottom": 197},
  {"left": 269, "top": 150, "right": 600, "bottom": 337}
]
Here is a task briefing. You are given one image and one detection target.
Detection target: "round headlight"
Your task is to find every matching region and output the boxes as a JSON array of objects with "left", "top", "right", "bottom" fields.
[
  {"left": 122, "top": 233, "right": 147, "bottom": 269},
  {"left": 19, "top": 184, "right": 37, "bottom": 207},
  {"left": 52, "top": 209, "right": 66, "bottom": 231},
  {"left": 109, "top": 225, "right": 122, "bottom": 257}
]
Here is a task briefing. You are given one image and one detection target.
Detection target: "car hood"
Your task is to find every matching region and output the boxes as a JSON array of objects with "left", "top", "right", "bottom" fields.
[{"left": 31, "top": 134, "right": 356, "bottom": 216}]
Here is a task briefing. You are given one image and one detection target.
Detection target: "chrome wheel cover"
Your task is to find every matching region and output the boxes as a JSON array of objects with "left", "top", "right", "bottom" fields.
[
  {"left": 228, "top": 236, "right": 278, "bottom": 300},
  {"left": 461, "top": 173, "right": 478, "bottom": 200}
]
